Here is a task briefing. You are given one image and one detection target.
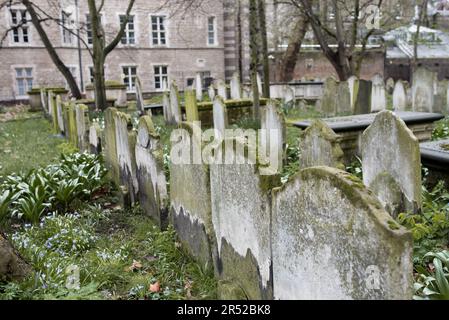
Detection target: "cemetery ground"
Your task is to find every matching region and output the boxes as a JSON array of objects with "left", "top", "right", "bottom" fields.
[{"left": 1, "top": 102, "right": 449, "bottom": 300}]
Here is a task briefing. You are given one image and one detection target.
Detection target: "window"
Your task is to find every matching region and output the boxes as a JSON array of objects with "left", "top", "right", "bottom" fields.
[
  {"left": 15, "top": 67, "right": 33, "bottom": 96},
  {"left": 88, "top": 67, "right": 95, "bottom": 84},
  {"left": 62, "top": 10, "right": 74, "bottom": 44},
  {"left": 120, "top": 15, "right": 135, "bottom": 45},
  {"left": 200, "top": 71, "right": 212, "bottom": 88},
  {"left": 86, "top": 14, "right": 102, "bottom": 45},
  {"left": 154, "top": 65, "right": 168, "bottom": 90},
  {"left": 186, "top": 78, "right": 194, "bottom": 87},
  {"left": 207, "top": 17, "right": 217, "bottom": 45},
  {"left": 10, "top": 9, "right": 29, "bottom": 43},
  {"left": 151, "top": 16, "right": 166, "bottom": 46},
  {"left": 122, "top": 66, "right": 137, "bottom": 91}
]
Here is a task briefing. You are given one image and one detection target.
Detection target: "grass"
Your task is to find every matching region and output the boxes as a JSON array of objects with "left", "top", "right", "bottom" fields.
[
  {"left": 0, "top": 115, "right": 68, "bottom": 177},
  {"left": 1, "top": 192, "right": 217, "bottom": 300}
]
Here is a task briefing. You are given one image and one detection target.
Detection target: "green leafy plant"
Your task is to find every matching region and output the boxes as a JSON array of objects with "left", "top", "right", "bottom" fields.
[
  {"left": 0, "top": 190, "right": 14, "bottom": 225},
  {"left": 414, "top": 250, "right": 449, "bottom": 300},
  {"left": 433, "top": 118, "right": 449, "bottom": 140}
]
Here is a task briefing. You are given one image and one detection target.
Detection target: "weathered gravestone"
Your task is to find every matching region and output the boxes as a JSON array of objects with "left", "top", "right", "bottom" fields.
[
  {"left": 362, "top": 110, "right": 422, "bottom": 217},
  {"left": 260, "top": 101, "right": 285, "bottom": 175},
  {"left": 185, "top": 88, "right": 199, "bottom": 122},
  {"left": 170, "top": 122, "right": 216, "bottom": 269},
  {"left": 195, "top": 73, "right": 203, "bottom": 102},
  {"left": 135, "top": 116, "right": 168, "bottom": 228},
  {"left": 230, "top": 72, "right": 242, "bottom": 100},
  {"left": 56, "top": 95, "right": 65, "bottom": 134},
  {"left": 283, "top": 85, "right": 295, "bottom": 107},
  {"left": 169, "top": 82, "right": 182, "bottom": 124},
  {"left": 272, "top": 167, "right": 413, "bottom": 300},
  {"left": 320, "top": 77, "right": 338, "bottom": 116},
  {"left": 371, "top": 74, "right": 387, "bottom": 113},
  {"left": 210, "top": 138, "right": 280, "bottom": 299},
  {"left": 347, "top": 76, "right": 358, "bottom": 111},
  {"left": 393, "top": 81, "right": 407, "bottom": 111},
  {"left": 213, "top": 96, "right": 228, "bottom": 138},
  {"left": 298, "top": 120, "right": 345, "bottom": 170},
  {"left": 386, "top": 77, "right": 395, "bottom": 95},
  {"left": 337, "top": 81, "right": 351, "bottom": 115},
  {"left": 114, "top": 111, "right": 138, "bottom": 207},
  {"left": 256, "top": 73, "right": 263, "bottom": 96},
  {"left": 75, "top": 104, "right": 89, "bottom": 152},
  {"left": 40, "top": 88, "right": 48, "bottom": 114},
  {"left": 353, "top": 80, "right": 372, "bottom": 115},
  {"left": 48, "top": 91, "right": 58, "bottom": 133},
  {"left": 412, "top": 67, "right": 435, "bottom": 113},
  {"left": 135, "top": 77, "right": 146, "bottom": 115},
  {"left": 216, "top": 80, "right": 228, "bottom": 100},
  {"left": 434, "top": 80, "right": 448, "bottom": 114},
  {"left": 89, "top": 123, "right": 102, "bottom": 155},
  {"left": 208, "top": 85, "right": 216, "bottom": 101},
  {"left": 66, "top": 102, "right": 77, "bottom": 147},
  {"left": 162, "top": 91, "right": 171, "bottom": 124},
  {"left": 104, "top": 108, "right": 121, "bottom": 188}
]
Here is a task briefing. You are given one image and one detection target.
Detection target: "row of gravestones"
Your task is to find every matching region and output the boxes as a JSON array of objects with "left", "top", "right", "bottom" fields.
[
  {"left": 93, "top": 94, "right": 417, "bottom": 299},
  {"left": 41, "top": 91, "right": 91, "bottom": 152},
  {"left": 319, "top": 67, "right": 449, "bottom": 117}
]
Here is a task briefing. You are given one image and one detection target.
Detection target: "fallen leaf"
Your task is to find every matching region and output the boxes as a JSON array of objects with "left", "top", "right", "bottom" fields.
[
  {"left": 149, "top": 281, "right": 160, "bottom": 293},
  {"left": 125, "top": 260, "right": 143, "bottom": 272}
]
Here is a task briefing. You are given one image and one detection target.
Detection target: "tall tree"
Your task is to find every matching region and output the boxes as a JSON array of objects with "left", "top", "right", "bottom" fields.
[
  {"left": 258, "top": 0, "right": 270, "bottom": 98},
  {"left": 413, "top": 0, "right": 429, "bottom": 68},
  {"left": 278, "top": 13, "right": 309, "bottom": 82},
  {"left": 249, "top": 0, "right": 261, "bottom": 119},
  {"left": 87, "top": 0, "right": 135, "bottom": 110}
]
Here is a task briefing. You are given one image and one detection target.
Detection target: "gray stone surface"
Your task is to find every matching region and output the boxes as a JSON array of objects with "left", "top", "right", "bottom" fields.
[
  {"left": 320, "top": 77, "right": 338, "bottom": 116},
  {"left": 169, "top": 81, "right": 182, "bottom": 124},
  {"left": 371, "top": 74, "right": 387, "bottom": 113},
  {"left": 195, "top": 73, "right": 203, "bottom": 102},
  {"left": 135, "top": 116, "right": 168, "bottom": 228},
  {"left": 230, "top": 72, "right": 242, "bottom": 100},
  {"left": 337, "top": 81, "right": 351, "bottom": 115},
  {"left": 298, "top": 120, "right": 345, "bottom": 170},
  {"left": 260, "top": 101, "right": 285, "bottom": 175},
  {"left": 210, "top": 138, "right": 279, "bottom": 299},
  {"left": 75, "top": 104, "right": 89, "bottom": 152},
  {"left": 393, "top": 81, "right": 407, "bottom": 111},
  {"left": 353, "top": 80, "right": 372, "bottom": 115},
  {"left": 272, "top": 167, "right": 413, "bottom": 300},
  {"left": 115, "top": 111, "right": 138, "bottom": 207},
  {"left": 89, "top": 123, "right": 102, "bottom": 155},
  {"left": 216, "top": 79, "right": 228, "bottom": 100},
  {"left": 362, "top": 111, "right": 422, "bottom": 216},
  {"left": 56, "top": 95, "right": 65, "bottom": 134},
  {"left": 170, "top": 122, "right": 215, "bottom": 269},
  {"left": 135, "top": 77, "right": 146, "bottom": 115},
  {"left": 213, "top": 96, "right": 228, "bottom": 138},
  {"left": 412, "top": 67, "right": 435, "bottom": 113}
]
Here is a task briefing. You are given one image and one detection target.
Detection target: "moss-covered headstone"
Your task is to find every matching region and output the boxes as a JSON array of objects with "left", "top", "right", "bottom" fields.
[
  {"left": 362, "top": 110, "right": 422, "bottom": 217},
  {"left": 272, "top": 167, "right": 413, "bottom": 299}
]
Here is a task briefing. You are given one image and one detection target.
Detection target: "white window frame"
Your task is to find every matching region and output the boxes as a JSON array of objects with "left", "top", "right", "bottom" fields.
[
  {"left": 121, "top": 65, "right": 138, "bottom": 92},
  {"left": 150, "top": 15, "right": 168, "bottom": 47},
  {"left": 119, "top": 14, "right": 136, "bottom": 46},
  {"left": 61, "top": 10, "right": 75, "bottom": 45},
  {"left": 153, "top": 64, "right": 169, "bottom": 91},
  {"left": 9, "top": 8, "right": 31, "bottom": 45},
  {"left": 207, "top": 16, "right": 218, "bottom": 46},
  {"left": 13, "top": 65, "right": 34, "bottom": 98}
]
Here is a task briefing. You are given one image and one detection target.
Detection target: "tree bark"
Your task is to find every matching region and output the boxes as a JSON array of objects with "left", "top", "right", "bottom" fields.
[
  {"left": 249, "top": 0, "right": 260, "bottom": 119},
  {"left": 258, "top": 0, "right": 270, "bottom": 98},
  {"left": 88, "top": 0, "right": 135, "bottom": 110},
  {"left": 22, "top": 0, "right": 82, "bottom": 99},
  {"left": 0, "top": 231, "right": 31, "bottom": 281},
  {"left": 279, "top": 14, "right": 309, "bottom": 82}
]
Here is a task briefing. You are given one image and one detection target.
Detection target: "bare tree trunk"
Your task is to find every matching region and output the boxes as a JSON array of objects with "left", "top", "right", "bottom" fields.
[
  {"left": 0, "top": 231, "right": 31, "bottom": 281},
  {"left": 279, "top": 14, "right": 309, "bottom": 82},
  {"left": 22, "top": 0, "right": 82, "bottom": 99},
  {"left": 413, "top": 0, "right": 428, "bottom": 69},
  {"left": 258, "top": 0, "right": 270, "bottom": 98},
  {"left": 249, "top": 0, "right": 260, "bottom": 119}
]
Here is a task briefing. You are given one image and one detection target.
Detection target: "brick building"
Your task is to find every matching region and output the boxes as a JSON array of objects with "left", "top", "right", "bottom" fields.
[{"left": 0, "top": 0, "right": 249, "bottom": 102}]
